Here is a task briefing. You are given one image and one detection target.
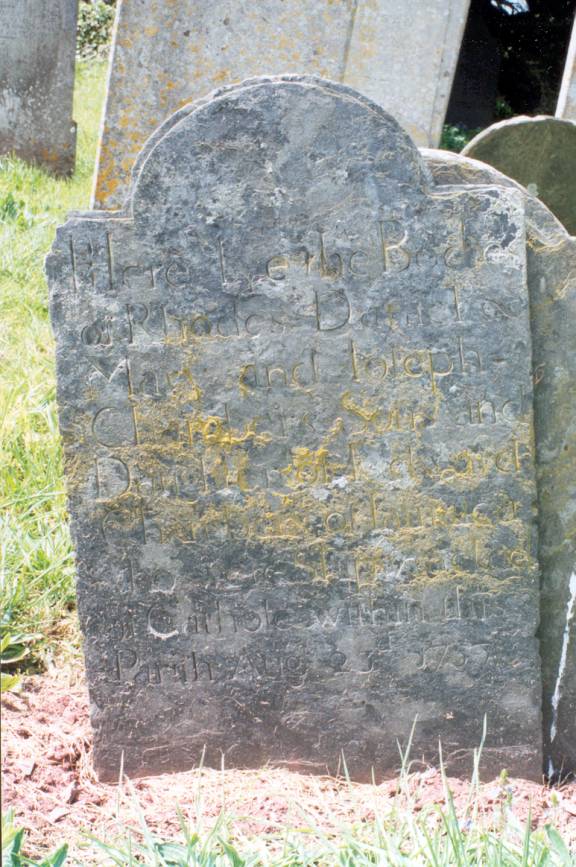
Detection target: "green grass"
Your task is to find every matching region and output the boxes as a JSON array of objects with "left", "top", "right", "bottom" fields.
[
  {"left": 3, "top": 755, "right": 575, "bottom": 866},
  {"left": 439, "top": 124, "right": 481, "bottom": 153},
  {"left": 0, "top": 60, "right": 108, "bottom": 661},
  {"left": 84, "top": 773, "right": 576, "bottom": 867}
]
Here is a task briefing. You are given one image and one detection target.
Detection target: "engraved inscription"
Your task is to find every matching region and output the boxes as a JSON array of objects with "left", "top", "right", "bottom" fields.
[{"left": 47, "top": 78, "right": 542, "bottom": 781}]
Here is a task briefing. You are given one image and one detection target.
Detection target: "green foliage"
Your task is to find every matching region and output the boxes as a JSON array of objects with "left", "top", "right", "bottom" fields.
[
  {"left": 1, "top": 810, "right": 68, "bottom": 866},
  {"left": 546, "top": 825, "right": 576, "bottom": 867},
  {"left": 0, "top": 630, "right": 41, "bottom": 692},
  {"left": 494, "top": 97, "right": 515, "bottom": 121},
  {"left": 440, "top": 125, "right": 481, "bottom": 153},
  {"left": 0, "top": 193, "right": 34, "bottom": 229},
  {"left": 76, "top": 0, "right": 116, "bottom": 60},
  {"left": 0, "top": 61, "right": 108, "bottom": 668}
]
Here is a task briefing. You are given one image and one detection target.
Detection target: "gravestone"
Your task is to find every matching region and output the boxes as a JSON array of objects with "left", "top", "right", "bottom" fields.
[
  {"left": 557, "top": 15, "right": 576, "bottom": 121},
  {"left": 462, "top": 116, "right": 576, "bottom": 236},
  {"left": 424, "top": 149, "right": 576, "bottom": 778},
  {"left": 92, "top": 0, "right": 470, "bottom": 209},
  {"left": 48, "top": 77, "right": 543, "bottom": 782},
  {"left": 0, "top": 0, "right": 78, "bottom": 175}
]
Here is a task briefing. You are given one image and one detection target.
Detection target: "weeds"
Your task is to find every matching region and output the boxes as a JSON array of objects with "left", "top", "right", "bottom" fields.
[
  {"left": 3, "top": 758, "right": 572, "bottom": 866},
  {"left": 82, "top": 768, "right": 576, "bottom": 866},
  {"left": 2, "top": 809, "right": 68, "bottom": 866},
  {"left": 77, "top": 0, "right": 116, "bottom": 60},
  {"left": 440, "top": 124, "right": 480, "bottom": 153},
  {"left": 3, "top": 725, "right": 572, "bottom": 865}
]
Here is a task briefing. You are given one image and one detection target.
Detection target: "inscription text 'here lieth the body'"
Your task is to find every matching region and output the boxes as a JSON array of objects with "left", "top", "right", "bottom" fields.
[{"left": 47, "top": 77, "right": 543, "bottom": 782}]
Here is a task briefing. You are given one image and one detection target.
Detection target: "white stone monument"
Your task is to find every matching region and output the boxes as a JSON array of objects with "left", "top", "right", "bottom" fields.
[
  {"left": 92, "top": 0, "right": 470, "bottom": 208},
  {"left": 557, "top": 14, "right": 576, "bottom": 121}
]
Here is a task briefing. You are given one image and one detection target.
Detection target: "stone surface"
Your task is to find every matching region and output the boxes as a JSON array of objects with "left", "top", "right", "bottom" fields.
[
  {"left": 340, "top": 0, "right": 470, "bottom": 147},
  {"left": 424, "top": 148, "right": 576, "bottom": 779},
  {"left": 462, "top": 116, "right": 576, "bottom": 236},
  {"left": 557, "top": 15, "right": 576, "bottom": 121},
  {"left": 92, "top": 0, "right": 470, "bottom": 208},
  {"left": 0, "top": 0, "right": 78, "bottom": 175},
  {"left": 48, "top": 77, "right": 542, "bottom": 782}
]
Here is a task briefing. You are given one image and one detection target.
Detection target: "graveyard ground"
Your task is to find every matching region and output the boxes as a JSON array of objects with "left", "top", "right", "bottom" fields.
[{"left": 1, "top": 60, "right": 576, "bottom": 865}]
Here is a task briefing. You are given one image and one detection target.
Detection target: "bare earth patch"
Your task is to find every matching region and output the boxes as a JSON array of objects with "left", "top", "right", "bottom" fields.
[{"left": 3, "top": 669, "right": 576, "bottom": 861}]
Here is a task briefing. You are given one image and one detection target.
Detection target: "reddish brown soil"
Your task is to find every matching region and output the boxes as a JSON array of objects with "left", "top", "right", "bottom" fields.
[{"left": 3, "top": 670, "right": 576, "bottom": 861}]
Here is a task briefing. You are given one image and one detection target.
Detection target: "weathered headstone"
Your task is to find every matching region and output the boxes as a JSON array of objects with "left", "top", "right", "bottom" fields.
[
  {"left": 48, "top": 77, "right": 542, "bottom": 782},
  {"left": 462, "top": 116, "right": 576, "bottom": 236},
  {"left": 92, "top": 0, "right": 470, "bottom": 209},
  {"left": 557, "top": 15, "right": 576, "bottom": 121},
  {"left": 0, "top": 0, "right": 78, "bottom": 175},
  {"left": 424, "top": 148, "right": 576, "bottom": 778}
]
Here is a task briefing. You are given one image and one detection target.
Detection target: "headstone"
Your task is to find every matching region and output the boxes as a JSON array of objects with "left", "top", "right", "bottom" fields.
[
  {"left": 92, "top": 0, "right": 470, "bottom": 209},
  {"left": 424, "top": 148, "right": 576, "bottom": 779},
  {"left": 48, "top": 77, "right": 542, "bottom": 783},
  {"left": 0, "top": 0, "right": 78, "bottom": 175},
  {"left": 557, "top": 15, "right": 576, "bottom": 121},
  {"left": 341, "top": 0, "right": 470, "bottom": 147},
  {"left": 462, "top": 116, "right": 576, "bottom": 236}
]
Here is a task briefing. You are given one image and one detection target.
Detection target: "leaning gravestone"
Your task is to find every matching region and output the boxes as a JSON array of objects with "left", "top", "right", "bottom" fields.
[
  {"left": 557, "top": 14, "right": 576, "bottom": 121},
  {"left": 48, "top": 77, "right": 543, "bottom": 782},
  {"left": 462, "top": 116, "right": 576, "bottom": 236},
  {"left": 424, "top": 149, "right": 576, "bottom": 778},
  {"left": 92, "top": 0, "right": 470, "bottom": 209},
  {"left": 0, "top": 0, "right": 78, "bottom": 175}
]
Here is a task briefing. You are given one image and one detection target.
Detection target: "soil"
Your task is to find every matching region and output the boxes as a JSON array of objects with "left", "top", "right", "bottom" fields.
[{"left": 3, "top": 669, "right": 576, "bottom": 862}]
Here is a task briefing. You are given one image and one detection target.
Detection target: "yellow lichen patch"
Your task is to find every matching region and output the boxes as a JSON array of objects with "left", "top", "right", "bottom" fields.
[
  {"left": 340, "top": 390, "right": 380, "bottom": 423},
  {"left": 282, "top": 447, "right": 330, "bottom": 486},
  {"left": 187, "top": 414, "right": 271, "bottom": 449}
]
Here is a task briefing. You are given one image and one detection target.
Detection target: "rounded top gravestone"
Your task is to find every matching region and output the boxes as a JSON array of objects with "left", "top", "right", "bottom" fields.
[
  {"left": 462, "top": 116, "right": 576, "bottom": 236},
  {"left": 48, "top": 77, "right": 542, "bottom": 783}
]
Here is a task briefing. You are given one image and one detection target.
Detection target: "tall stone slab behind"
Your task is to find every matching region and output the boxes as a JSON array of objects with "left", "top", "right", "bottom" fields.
[
  {"left": 557, "top": 14, "right": 576, "bottom": 121},
  {"left": 425, "top": 149, "right": 576, "bottom": 778},
  {"left": 0, "top": 0, "right": 78, "bottom": 175},
  {"left": 48, "top": 77, "right": 542, "bottom": 782},
  {"left": 92, "top": 0, "right": 469, "bottom": 209},
  {"left": 462, "top": 116, "right": 576, "bottom": 236}
]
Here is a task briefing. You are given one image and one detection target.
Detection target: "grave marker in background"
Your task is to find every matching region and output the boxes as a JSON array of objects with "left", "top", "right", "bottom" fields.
[
  {"left": 341, "top": 0, "right": 470, "bottom": 147},
  {"left": 462, "top": 116, "right": 576, "bottom": 236},
  {"left": 49, "top": 77, "right": 542, "bottom": 782},
  {"left": 557, "top": 14, "right": 576, "bottom": 121},
  {"left": 92, "top": 0, "right": 470, "bottom": 209},
  {"left": 424, "top": 148, "right": 576, "bottom": 778},
  {"left": 0, "top": 0, "right": 78, "bottom": 175}
]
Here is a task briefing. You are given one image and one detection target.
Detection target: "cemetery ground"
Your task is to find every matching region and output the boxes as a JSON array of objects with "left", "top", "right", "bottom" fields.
[{"left": 1, "top": 61, "right": 576, "bottom": 867}]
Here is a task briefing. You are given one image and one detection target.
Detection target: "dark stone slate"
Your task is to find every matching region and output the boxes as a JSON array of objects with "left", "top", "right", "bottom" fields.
[
  {"left": 0, "top": 0, "right": 78, "bottom": 175},
  {"left": 424, "top": 148, "right": 576, "bottom": 779},
  {"left": 47, "top": 77, "right": 542, "bottom": 782},
  {"left": 462, "top": 116, "right": 576, "bottom": 236}
]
